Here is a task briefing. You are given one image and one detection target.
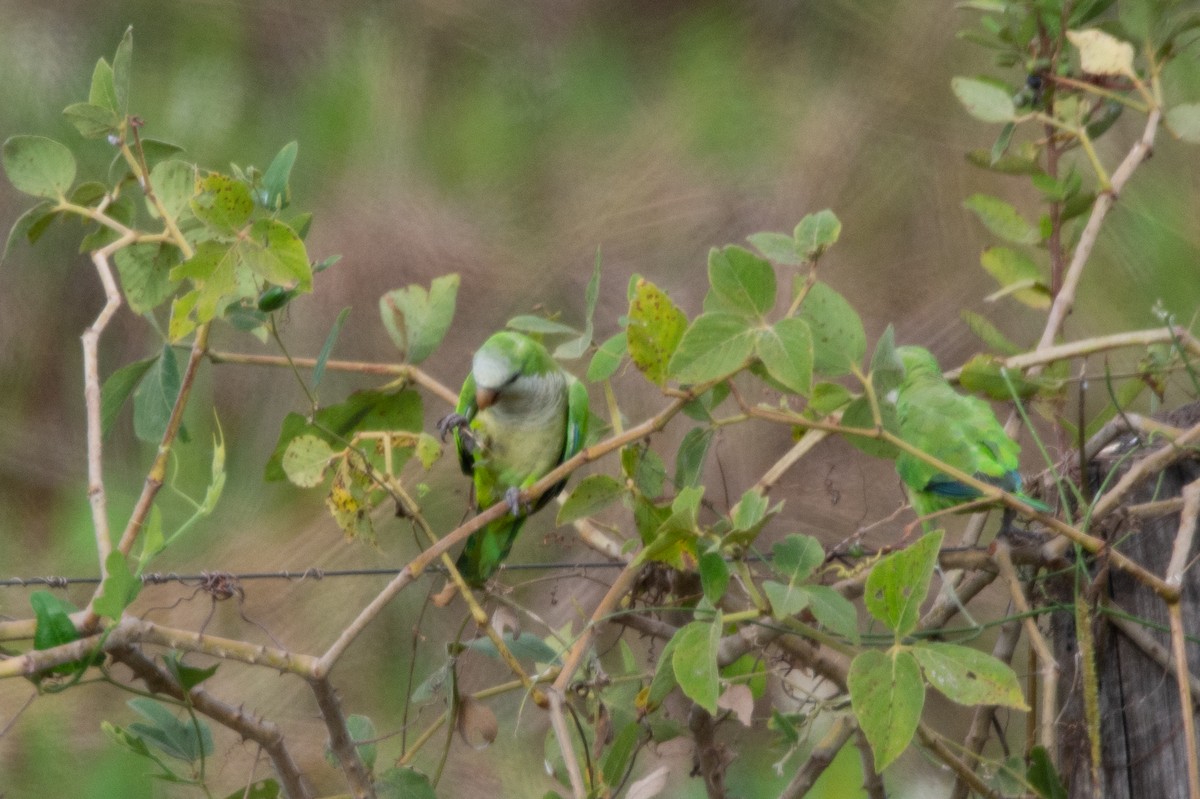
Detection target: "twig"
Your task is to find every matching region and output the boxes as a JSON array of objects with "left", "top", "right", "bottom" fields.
[
  {"left": 855, "top": 729, "right": 886, "bottom": 799},
  {"left": 752, "top": 430, "right": 830, "bottom": 495},
  {"left": 1167, "top": 479, "right": 1200, "bottom": 799},
  {"left": 310, "top": 677, "right": 375, "bottom": 799},
  {"left": 1103, "top": 600, "right": 1200, "bottom": 708},
  {"left": 688, "top": 705, "right": 729, "bottom": 799},
  {"left": 917, "top": 725, "right": 1002, "bottom": 799},
  {"left": 547, "top": 688, "right": 587, "bottom": 799},
  {"left": 1032, "top": 105, "right": 1162, "bottom": 356},
  {"left": 778, "top": 714, "right": 855, "bottom": 799},
  {"left": 202, "top": 349, "right": 459, "bottom": 407},
  {"left": 1088, "top": 419, "right": 1200, "bottom": 526},
  {"left": 112, "top": 645, "right": 311, "bottom": 799},
  {"left": 82, "top": 230, "right": 138, "bottom": 584},
  {"left": 993, "top": 543, "right": 1058, "bottom": 761}
]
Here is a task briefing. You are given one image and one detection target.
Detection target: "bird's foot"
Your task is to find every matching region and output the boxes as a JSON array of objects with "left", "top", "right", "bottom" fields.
[
  {"left": 504, "top": 486, "right": 531, "bottom": 517},
  {"left": 437, "top": 413, "right": 471, "bottom": 442}
]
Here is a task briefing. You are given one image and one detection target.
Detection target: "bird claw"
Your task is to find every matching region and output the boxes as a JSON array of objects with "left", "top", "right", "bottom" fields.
[
  {"left": 436, "top": 413, "right": 471, "bottom": 442},
  {"left": 504, "top": 486, "right": 530, "bottom": 517}
]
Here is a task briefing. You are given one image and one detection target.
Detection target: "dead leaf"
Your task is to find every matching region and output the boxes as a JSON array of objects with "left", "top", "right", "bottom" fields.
[
  {"left": 456, "top": 696, "right": 498, "bottom": 750},
  {"left": 716, "top": 684, "right": 754, "bottom": 727},
  {"left": 625, "top": 765, "right": 670, "bottom": 799}
]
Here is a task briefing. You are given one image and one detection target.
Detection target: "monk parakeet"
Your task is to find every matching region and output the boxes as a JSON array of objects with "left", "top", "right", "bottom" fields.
[
  {"left": 437, "top": 331, "right": 588, "bottom": 586},
  {"left": 893, "top": 346, "right": 1045, "bottom": 525}
]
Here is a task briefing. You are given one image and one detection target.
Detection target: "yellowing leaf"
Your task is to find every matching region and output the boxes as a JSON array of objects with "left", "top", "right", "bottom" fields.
[{"left": 627, "top": 278, "right": 687, "bottom": 385}]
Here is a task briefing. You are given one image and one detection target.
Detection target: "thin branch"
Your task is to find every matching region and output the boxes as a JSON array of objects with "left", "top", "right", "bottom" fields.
[
  {"left": 949, "top": 619, "right": 1022, "bottom": 799},
  {"left": 1103, "top": 600, "right": 1200, "bottom": 708},
  {"left": 310, "top": 677, "right": 375, "bottom": 799},
  {"left": 917, "top": 725, "right": 1003, "bottom": 799},
  {"left": 547, "top": 688, "right": 587, "bottom": 799},
  {"left": 778, "top": 714, "right": 855, "bottom": 799}
]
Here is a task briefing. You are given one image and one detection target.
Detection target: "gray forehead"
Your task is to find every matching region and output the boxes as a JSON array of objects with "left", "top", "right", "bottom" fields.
[{"left": 473, "top": 349, "right": 515, "bottom": 389}]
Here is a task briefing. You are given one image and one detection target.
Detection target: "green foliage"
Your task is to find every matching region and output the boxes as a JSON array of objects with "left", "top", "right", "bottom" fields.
[
  {"left": 380, "top": 274, "right": 460, "bottom": 365},
  {"left": 93, "top": 551, "right": 141, "bottom": 620}
]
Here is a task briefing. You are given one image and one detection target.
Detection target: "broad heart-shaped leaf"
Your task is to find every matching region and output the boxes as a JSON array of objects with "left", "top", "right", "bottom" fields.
[
  {"left": 587, "top": 331, "right": 626, "bottom": 382},
  {"left": 557, "top": 474, "right": 625, "bottom": 524},
  {"left": 133, "top": 344, "right": 182, "bottom": 444},
  {"left": 31, "top": 591, "right": 79, "bottom": 651},
  {"left": 704, "top": 245, "right": 776, "bottom": 319},
  {"left": 755, "top": 317, "right": 813, "bottom": 395},
  {"left": 4, "top": 201, "right": 57, "bottom": 261},
  {"left": 63, "top": 102, "right": 120, "bottom": 139},
  {"left": 675, "top": 426, "right": 714, "bottom": 488},
  {"left": 237, "top": 219, "right": 313, "bottom": 291},
  {"left": 149, "top": 160, "right": 196, "bottom": 222},
  {"left": 963, "top": 194, "right": 1040, "bottom": 245},
  {"left": 747, "top": 231, "right": 802, "bottom": 265},
  {"left": 282, "top": 435, "right": 337, "bottom": 487},
  {"left": 668, "top": 313, "right": 757, "bottom": 385},
  {"left": 377, "top": 767, "right": 437, "bottom": 799},
  {"left": 264, "top": 389, "right": 423, "bottom": 481},
  {"left": 1167, "top": 103, "right": 1200, "bottom": 144},
  {"left": 2, "top": 136, "right": 76, "bottom": 199},
  {"left": 864, "top": 530, "right": 943, "bottom": 638},
  {"left": 94, "top": 551, "right": 142, "bottom": 620},
  {"left": 671, "top": 619, "right": 721, "bottom": 714},
  {"left": 190, "top": 171, "right": 253, "bottom": 233},
  {"left": 849, "top": 648, "right": 924, "bottom": 771},
  {"left": 980, "top": 247, "right": 1051, "bottom": 309},
  {"left": 379, "top": 274, "right": 460, "bottom": 365},
  {"left": 772, "top": 534, "right": 823, "bottom": 582},
  {"left": 114, "top": 242, "right": 181, "bottom": 313},
  {"left": 796, "top": 281, "right": 865, "bottom": 377},
  {"left": 793, "top": 209, "right": 842, "bottom": 261},
  {"left": 1067, "top": 28, "right": 1135, "bottom": 77},
  {"left": 101, "top": 355, "right": 158, "bottom": 436},
  {"left": 840, "top": 395, "right": 900, "bottom": 459},
  {"left": 89, "top": 57, "right": 118, "bottom": 112},
  {"left": 627, "top": 277, "right": 687, "bottom": 385},
  {"left": 912, "top": 642, "right": 1028, "bottom": 709},
  {"left": 128, "top": 697, "right": 213, "bottom": 763},
  {"left": 802, "top": 584, "right": 860, "bottom": 644},
  {"left": 951, "top": 76, "right": 1015, "bottom": 123},
  {"left": 699, "top": 550, "right": 730, "bottom": 603},
  {"left": 764, "top": 580, "right": 810, "bottom": 618}
]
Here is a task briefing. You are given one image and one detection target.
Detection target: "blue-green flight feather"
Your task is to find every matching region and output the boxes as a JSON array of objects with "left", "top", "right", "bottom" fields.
[
  {"left": 893, "top": 346, "right": 1045, "bottom": 523},
  {"left": 448, "top": 331, "right": 587, "bottom": 585}
]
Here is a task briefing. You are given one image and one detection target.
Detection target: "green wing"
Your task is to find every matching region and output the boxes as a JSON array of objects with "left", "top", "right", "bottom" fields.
[
  {"left": 451, "top": 371, "right": 478, "bottom": 476},
  {"left": 532, "top": 376, "right": 589, "bottom": 512}
]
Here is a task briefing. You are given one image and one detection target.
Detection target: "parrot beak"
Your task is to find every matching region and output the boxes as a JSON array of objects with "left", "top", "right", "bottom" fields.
[{"left": 476, "top": 387, "right": 500, "bottom": 410}]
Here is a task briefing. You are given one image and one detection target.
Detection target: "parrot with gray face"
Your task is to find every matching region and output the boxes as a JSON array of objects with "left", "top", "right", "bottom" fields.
[
  {"left": 893, "top": 345, "right": 1046, "bottom": 526},
  {"left": 437, "top": 331, "right": 588, "bottom": 586}
]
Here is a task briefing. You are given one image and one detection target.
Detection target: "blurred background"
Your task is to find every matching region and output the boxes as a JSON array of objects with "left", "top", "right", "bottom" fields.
[{"left": 1, "top": 1, "right": 1198, "bottom": 796}]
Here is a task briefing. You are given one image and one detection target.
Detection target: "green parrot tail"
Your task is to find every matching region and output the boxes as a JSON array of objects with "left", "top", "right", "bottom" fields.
[{"left": 455, "top": 516, "right": 526, "bottom": 587}]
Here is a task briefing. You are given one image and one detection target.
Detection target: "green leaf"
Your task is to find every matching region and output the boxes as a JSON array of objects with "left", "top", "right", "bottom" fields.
[
  {"left": 101, "top": 356, "right": 158, "bottom": 436},
  {"left": 959, "top": 354, "right": 1059, "bottom": 400},
  {"left": 346, "top": 715, "right": 377, "bottom": 772},
  {"left": 265, "top": 390, "right": 423, "bottom": 481},
  {"left": 377, "top": 767, "right": 437, "bottom": 799},
  {"left": 849, "top": 649, "right": 924, "bottom": 771},
  {"left": 808, "top": 381, "right": 852, "bottom": 415},
  {"left": 623, "top": 444, "right": 666, "bottom": 498},
  {"left": 912, "top": 642, "right": 1028, "bottom": 709},
  {"left": 963, "top": 194, "right": 1040, "bottom": 245},
  {"left": 2, "top": 136, "right": 76, "bottom": 199},
  {"left": 705, "top": 245, "right": 776, "bottom": 319},
  {"left": 802, "top": 585, "right": 860, "bottom": 644},
  {"left": 699, "top": 550, "right": 730, "bottom": 603},
  {"left": 961, "top": 311, "right": 1022, "bottom": 355},
  {"left": 1167, "top": 103, "right": 1200, "bottom": 144},
  {"left": 797, "top": 281, "right": 865, "bottom": 377},
  {"left": 190, "top": 171, "right": 253, "bottom": 232},
  {"left": 149, "top": 160, "right": 195, "bottom": 222},
  {"left": 238, "top": 218, "right": 313, "bottom": 291},
  {"left": 128, "top": 697, "right": 212, "bottom": 763},
  {"left": 282, "top": 435, "right": 336, "bottom": 487},
  {"left": 601, "top": 722, "right": 642, "bottom": 791},
  {"left": 88, "top": 57, "right": 118, "bottom": 112},
  {"left": 587, "top": 331, "right": 626, "bottom": 382},
  {"left": 627, "top": 277, "right": 687, "bottom": 385},
  {"left": 671, "top": 619, "right": 721, "bottom": 714},
  {"left": 668, "top": 313, "right": 757, "bottom": 384},
  {"left": 63, "top": 102, "right": 119, "bottom": 139},
  {"left": 756, "top": 317, "right": 813, "bottom": 395},
  {"left": 1027, "top": 745, "right": 1068, "bottom": 799},
  {"left": 674, "top": 427, "right": 714, "bottom": 489},
  {"left": 764, "top": 580, "right": 810, "bottom": 618},
  {"left": 114, "top": 242, "right": 180, "bottom": 313},
  {"left": 764, "top": 534, "right": 823, "bottom": 618},
  {"left": 93, "top": 551, "right": 141, "bottom": 620},
  {"left": 465, "top": 632, "right": 559, "bottom": 664},
  {"left": 136, "top": 505, "right": 165, "bottom": 572},
  {"left": 4, "top": 201, "right": 57, "bottom": 261},
  {"left": 380, "top": 274, "right": 460, "bottom": 365},
  {"left": 557, "top": 474, "right": 625, "bottom": 524},
  {"left": 980, "top": 247, "right": 1051, "bottom": 309},
  {"left": 133, "top": 345, "right": 181, "bottom": 444},
  {"left": 220, "top": 780, "right": 280, "bottom": 799},
  {"left": 864, "top": 529, "right": 943, "bottom": 638},
  {"left": 951, "top": 76, "right": 1015, "bottom": 123},
  {"left": 31, "top": 591, "right": 79, "bottom": 651},
  {"left": 260, "top": 140, "right": 297, "bottom": 210},
  {"left": 313, "top": 308, "right": 351, "bottom": 390},
  {"left": 506, "top": 315, "right": 579, "bottom": 336},
  {"left": 730, "top": 488, "right": 769, "bottom": 532},
  {"left": 869, "top": 325, "right": 905, "bottom": 400},
  {"left": 163, "top": 652, "right": 218, "bottom": 692},
  {"left": 747, "top": 231, "right": 802, "bottom": 265},
  {"left": 112, "top": 27, "right": 133, "bottom": 115},
  {"left": 793, "top": 209, "right": 842, "bottom": 260}
]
